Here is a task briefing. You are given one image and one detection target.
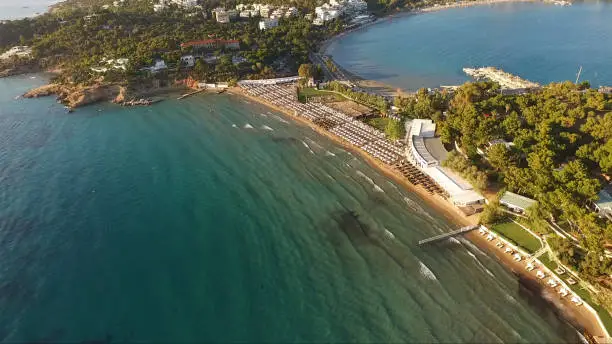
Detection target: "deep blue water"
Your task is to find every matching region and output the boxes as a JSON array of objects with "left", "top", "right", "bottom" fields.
[
  {"left": 0, "top": 74, "right": 584, "bottom": 342},
  {"left": 326, "top": 1, "right": 612, "bottom": 90},
  {"left": 0, "top": 0, "right": 57, "bottom": 20}
]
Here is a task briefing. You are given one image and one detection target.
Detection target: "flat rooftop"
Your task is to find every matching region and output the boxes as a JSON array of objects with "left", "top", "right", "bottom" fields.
[{"left": 412, "top": 136, "right": 437, "bottom": 165}]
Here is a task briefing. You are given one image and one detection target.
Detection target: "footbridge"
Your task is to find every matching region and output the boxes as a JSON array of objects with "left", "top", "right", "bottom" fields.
[{"left": 418, "top": 225, "right": 478, "bottom": 246}]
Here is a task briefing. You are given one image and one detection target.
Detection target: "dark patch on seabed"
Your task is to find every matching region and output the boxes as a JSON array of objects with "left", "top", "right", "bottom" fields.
[
  {"left": 517, "top": 274, "right": 585, "bottom": 342},
  {"left": 327, "top": 208, "right": 415, "bottom": 271}
]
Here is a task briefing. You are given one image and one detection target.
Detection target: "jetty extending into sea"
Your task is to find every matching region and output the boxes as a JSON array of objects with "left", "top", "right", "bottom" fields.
[{"left": 463, "top": 67, "right": 540, "bottom": 89}]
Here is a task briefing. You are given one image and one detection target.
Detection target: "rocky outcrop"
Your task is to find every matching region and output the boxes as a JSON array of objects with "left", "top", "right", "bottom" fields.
[{"left": 23, "top": 83, "right": 122, "bottom": 108}]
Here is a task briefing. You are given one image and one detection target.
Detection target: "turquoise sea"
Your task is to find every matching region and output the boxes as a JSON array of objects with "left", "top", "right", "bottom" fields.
[
  {"left": 0, "top": 0, "right": 57, "bottom": 20},
  {"left": 0, "top": 74, "right": 584, "bottom": 342},
  {"left": 326, "top": 1, "right": 612, "bottom": 90}
]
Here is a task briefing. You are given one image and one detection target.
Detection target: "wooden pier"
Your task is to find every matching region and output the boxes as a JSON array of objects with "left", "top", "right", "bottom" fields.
[
  {"left": 418, "top": 225, "right": 478, "bottom": 246},
  {"left": 177, "top": 89, "right": 205, "bottom": 100}
]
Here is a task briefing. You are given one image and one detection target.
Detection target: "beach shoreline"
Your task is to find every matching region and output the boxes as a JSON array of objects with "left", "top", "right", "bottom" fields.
[{"left": 229, "top": 85, "right": 608, "bottom": 342}]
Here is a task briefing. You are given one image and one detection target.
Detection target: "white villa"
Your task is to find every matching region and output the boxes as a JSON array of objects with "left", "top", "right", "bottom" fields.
[
  {"left": 90, "top": 58, "right": 129, "bottom": 73},
  {"left": 259, "top": 18, "right": 279, "bottom": 30}
]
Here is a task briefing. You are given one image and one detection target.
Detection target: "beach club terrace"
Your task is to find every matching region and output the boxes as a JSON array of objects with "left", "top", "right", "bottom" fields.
[
  {"left": 180, "top": 39, "right": 240, "bottom": 51},
  {"left": 407, "top": 119, "right": 485, "bottom": 207}
]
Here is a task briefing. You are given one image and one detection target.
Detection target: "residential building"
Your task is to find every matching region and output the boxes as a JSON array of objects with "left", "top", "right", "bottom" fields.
[
  {"left": 595, "top": 184, "right": 612, "bottom": 221},
  {"left": 312, "top": 18, "right": 324, "bottom": 25},
  {"left": 240, "top": 10, "right": 251, "bottom": 18},
  {"left": 285, "top": 7, "right": 298, "bottom": 17},
  {"left": 500, "top": 191, "right": 537, "bottom": 214},
  {"left": 216, "top": 11, "right": 230, "bottom": 23},
  {"left": 171, "top": 0, "right": 197, "bottom": 8},
  {"left": 259, "top": 18, "right": 279, "bottom": 30},
  {"left": 227, "top": 9, "right": 239, "bottom": 20},
  {"left": 181, "top": 55, "right": 195, "bottom": 67},
  {"left": 259, "top": 4, "right": 273, "bottom": 17},
  {"left": 142, "top": 59, "right": 167, "bottom": 73},
  {"left": 153, "top": 0, "right": 168, "bottom": 12}
]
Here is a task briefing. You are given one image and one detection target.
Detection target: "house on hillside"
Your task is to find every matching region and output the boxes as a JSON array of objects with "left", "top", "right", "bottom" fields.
[
  {"left": 500, "top": 191, "right": 537, "bottom": 214},
  {"left": 594, "top": 184, "right": 612, "bottom": 221}
]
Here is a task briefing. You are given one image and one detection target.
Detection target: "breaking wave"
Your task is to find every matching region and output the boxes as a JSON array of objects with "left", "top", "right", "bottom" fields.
[
  {"left": 273, "top": 115, "right": 289, "bottom": 124},
  {"left": 301, "top": 140, "right": 315, "bottom": 154},
  {"left": 356, "top": 170, "right": 385, "bottom": 193},
  {"left": 244, "top": 123, "right": 254, "bottom": 129},
  {"left": 403, "top": 197, "right": 434, "bottom": 220},
  {"left": 383, "top": 228, "right": 396, "bottom": 240},
  {"left": 259, "top": 113, "right": 268, "bottom": 117},
  {"left": 419, "top": 261, "right": 437, "bottom": 280},
  {"left": 325, "top": 151, "right": 336, "bottom": 157},
  {"left": 231, "top": 124, "right": 238, "bottom": 128},
  {"left": 467, "top": 251, "right": 495, "bottom": 277},
  {"left": 261, "top": 125, "right": 274, "bottom": 131}
]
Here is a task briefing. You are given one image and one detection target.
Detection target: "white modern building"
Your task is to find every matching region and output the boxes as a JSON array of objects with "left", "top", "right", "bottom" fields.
[
  {"left": 407, "top": 119, "right": 485, "bottom": 207},
  {"left": 259, "top": 18, "right": 279, "bottom": 30}
]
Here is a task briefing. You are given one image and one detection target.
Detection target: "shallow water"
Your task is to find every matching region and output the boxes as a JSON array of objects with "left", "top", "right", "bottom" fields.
[
  {"left": 0, "top": 75, "right": 582, "bottom": 342},
  {"left": 326, "top": 1, "right": 612, "bottom": 90}
]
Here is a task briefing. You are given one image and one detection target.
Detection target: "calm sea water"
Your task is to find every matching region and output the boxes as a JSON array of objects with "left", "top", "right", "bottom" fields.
[
  {"left": 326, "top": 1, "right": 612, "bottom": 90},
  {"left": 0, "top": 0, "right": 57, "bottom": 20},
  {"left": 0, "top": 74, "right": 583, "bottom": 342}
]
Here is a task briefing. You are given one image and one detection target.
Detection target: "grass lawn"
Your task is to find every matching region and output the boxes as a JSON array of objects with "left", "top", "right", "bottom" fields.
[
  {"left": 492, "top": 221, "right": 542, "bottom": 253},
  {"left": 298, "top": 88, "right": 345, "bottom": 103},
  {"left": 364, "top": 117, "right": 391, "bottom": 132}
]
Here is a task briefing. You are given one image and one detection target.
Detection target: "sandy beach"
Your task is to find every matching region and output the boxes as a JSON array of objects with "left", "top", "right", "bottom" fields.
[{"left": 229, "top": 86, "right": 609, "bottom": 342}]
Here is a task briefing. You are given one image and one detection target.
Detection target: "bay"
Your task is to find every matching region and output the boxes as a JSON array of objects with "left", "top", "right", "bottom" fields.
[
  {"left": 0, "top": 74, "right": 583, "bottom": 342},
  {"left": 326, "top": 1, "right": 612, "bottom": 90}
]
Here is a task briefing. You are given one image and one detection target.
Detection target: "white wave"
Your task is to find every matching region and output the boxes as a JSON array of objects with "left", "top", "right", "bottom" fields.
[
  {"left": 458, "top": 237, "right": 487, "bottom": 257},
  {"left": 419, "top": 261, "right": 437, "bottom": 280},
  {"left": 261, "top": 125, "right": 274, "bottom": 131},
  {"left": 30, "top": 76, "right": 36, "bottom": 79},
  {"left": 259, "top": 113, "right": 268, "bottom": 117},
  {"left": 403, "top": 197, "right": 434, "bottom": 220},
  {"left": 467, "top": 251, "right": 495, "bottom": 278},
  {"left": 301, "top": 140, "right": 315, "bottom": 154},
  {"left": 305, "top": 137, "right": 323, "bottom": 149},
  {"left": 243, "top": 100, "right": 251, "bottom": 104},
  {"left": 356, "top": 170, "right": 385, "bottom": 193},
  {"left": 504, "top": 292, "right": 517, "bottom": 304},
  {"left": 325, "top": 151, "right": 336, "bottom": 157},
  {"left": 383, "top": 228, "right": 395, "bottom": 240},
  {"left": 231, "top": 124, "right": 238, "bottom": 128},
  {"left": 266, "top": 111, "right": 272, "bottom": 115},
  {"left": 273, "top": 115, "right": 289, "bottom": 124},
  {"left": 244, "top": 123, "right": 254, "bottom": 129}
]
